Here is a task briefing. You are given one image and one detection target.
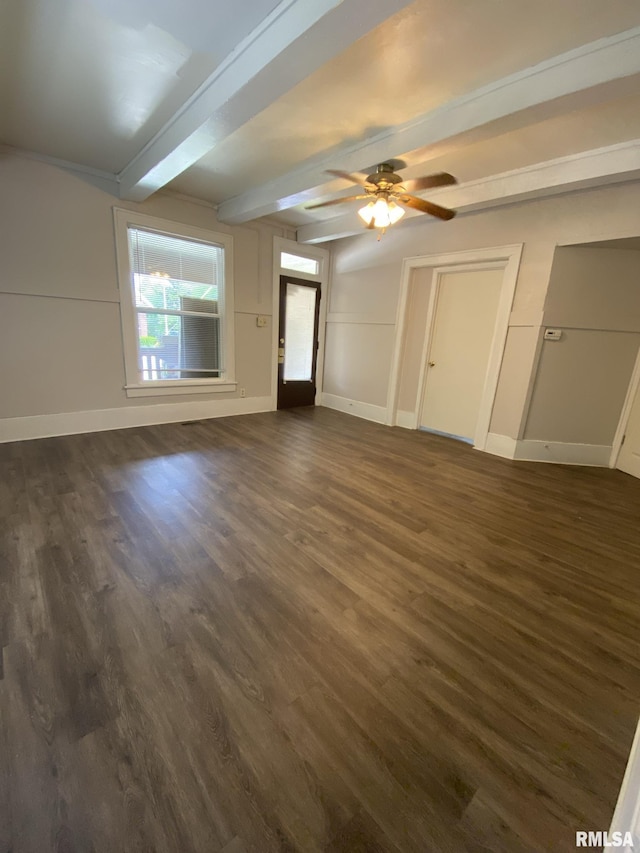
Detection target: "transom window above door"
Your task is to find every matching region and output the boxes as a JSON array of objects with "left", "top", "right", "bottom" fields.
[{"left": 280, "top": 251, "right": 319, "bottom": 276}]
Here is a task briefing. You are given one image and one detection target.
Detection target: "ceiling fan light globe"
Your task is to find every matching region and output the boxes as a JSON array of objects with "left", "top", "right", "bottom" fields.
[
  {"left": 358, "top": 196, "right": 406, "bottom": 229},
  {"left": 372, "top": 197, "right": 390, "bottom": 227},
  {"left": 387, "top": 201, "right": 405, "bottom": 224},
  {"left": 358, "top": 201, "right": 375, "bottom": 224}
]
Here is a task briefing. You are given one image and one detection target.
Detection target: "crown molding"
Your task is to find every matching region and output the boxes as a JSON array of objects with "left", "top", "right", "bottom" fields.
[{"left": 0, "top": 143, "right": 119, "bottom": 186}]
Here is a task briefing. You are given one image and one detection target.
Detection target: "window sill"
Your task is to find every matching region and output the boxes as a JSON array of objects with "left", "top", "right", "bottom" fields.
[{"left": 125, "top": 381, "right": 237, "bottom": 398}]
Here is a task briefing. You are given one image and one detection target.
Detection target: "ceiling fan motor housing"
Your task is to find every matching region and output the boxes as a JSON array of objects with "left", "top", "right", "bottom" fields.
[{"left": 366, "top": 163, "right": 403, "bottom": 190}]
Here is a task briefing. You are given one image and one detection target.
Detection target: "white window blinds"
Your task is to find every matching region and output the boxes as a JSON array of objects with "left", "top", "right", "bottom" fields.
[{"left": 127, "top": 227, "right": 225, "bottom": 382}]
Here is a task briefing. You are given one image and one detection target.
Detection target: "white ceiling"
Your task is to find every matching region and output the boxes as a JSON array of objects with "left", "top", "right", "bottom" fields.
[
  {"left": 0, "top": 0, "right": 282, "bottom": 171},
  {"left": 2, "top": 0, "right": 640, "bottom": 241}
]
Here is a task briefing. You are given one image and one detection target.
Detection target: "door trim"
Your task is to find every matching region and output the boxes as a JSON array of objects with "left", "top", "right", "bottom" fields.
[
  {"left": 610, "top": 343, "right": 640, "bottom": 468},
  {"left": 386, "top": 245, "right": 523, "bottom": 450},
  {"left": 414, "top": 261, "right": 507, "bottom": 442},
  {"left": 272, "top": 237, "right": 330, "bottom": 411}
]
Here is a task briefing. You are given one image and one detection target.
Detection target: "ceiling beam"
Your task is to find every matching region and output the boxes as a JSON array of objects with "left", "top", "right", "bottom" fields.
[
  {"left": 117, "top": 0, "right": 412, "bottom": 201},
  {"left": 295, "top": 139, "right": 640, "bottom": 243},
  {"left": 217, "top": 26, "right": 640, "bottom": 225}
]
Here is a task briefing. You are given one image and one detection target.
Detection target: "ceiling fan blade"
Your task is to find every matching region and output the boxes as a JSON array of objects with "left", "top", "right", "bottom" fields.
[
  {"left": 402, "top": 172, "right": 457, "bottom": 192},
  {"left": 326, "top": 169, "right": 371, "bottom": 187},
  {"left": 399, "top": 194, "right": 456, "bottom": 220},
  {"left": 306, "top": 194, "right": 370, "bottom": 210}
]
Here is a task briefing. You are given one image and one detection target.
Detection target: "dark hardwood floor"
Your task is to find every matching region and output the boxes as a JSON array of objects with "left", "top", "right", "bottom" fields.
[{"left": 1, "top": 407, "right": 639, "bottom": 852}]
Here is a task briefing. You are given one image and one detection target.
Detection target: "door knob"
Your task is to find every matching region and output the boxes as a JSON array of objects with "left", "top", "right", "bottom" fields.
[{"left": 428, "top": 361, "right": 436, "bottom": 367}]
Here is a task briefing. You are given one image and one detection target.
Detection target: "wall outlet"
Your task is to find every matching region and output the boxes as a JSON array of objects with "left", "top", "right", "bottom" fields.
[
  {"left": 240, "top": 387, "right": 246, "bottom": 398},
  {"left": 256, "top": 315, "right": 268, "bottom": 327}
]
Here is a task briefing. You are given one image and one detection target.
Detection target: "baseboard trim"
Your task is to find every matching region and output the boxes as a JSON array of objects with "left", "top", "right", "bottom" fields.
[
  {"left": 0, "top": 396, "right": 274, "bottom": 443},
  {"left": 514, "top": 439, "right": 612, "bottom": 466},
  {"left": 395, "top": 409, "right": 416, "bottom": 429},
  {"left": 483, "top": 433, "right": 518, "bottom": 459},
  {"left": 320, "top": 393, "right": 387, "bottom": 424},
  {"left": 483, "top": 433, "right": 611, "bottom": 466}
]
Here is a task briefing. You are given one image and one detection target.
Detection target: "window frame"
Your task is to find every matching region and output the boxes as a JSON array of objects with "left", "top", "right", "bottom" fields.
[{"left": 113, "top": 209, "right": 236, "bottom": 398}]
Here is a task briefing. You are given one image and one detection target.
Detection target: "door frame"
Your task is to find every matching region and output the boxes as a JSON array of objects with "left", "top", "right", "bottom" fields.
[
  {"left": 610, "top": 343, "right": 640, "bottom": 468},
  {"left": 271, "top": 237, "right": 330, "bottom": 411},
  {"left": 386, "top": 245, "right": 523, "bottom": 450}
]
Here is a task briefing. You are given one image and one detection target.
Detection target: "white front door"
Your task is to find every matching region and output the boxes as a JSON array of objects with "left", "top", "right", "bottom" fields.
[
  {"left": 420, "top": 267, "right": 503, "bottom": 443},
  {"left": 617, "top": 366, "right": 640, "bottom": 478}
]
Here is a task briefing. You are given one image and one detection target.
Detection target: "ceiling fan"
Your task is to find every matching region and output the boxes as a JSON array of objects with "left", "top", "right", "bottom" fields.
[{"left": 306, "top": 163, "right": 457, "bottom": 235}]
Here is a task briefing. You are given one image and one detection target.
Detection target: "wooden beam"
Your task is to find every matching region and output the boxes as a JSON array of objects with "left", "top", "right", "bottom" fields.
[
  {"left": 296, "top": 139, "right": 640, "bottom": 243},
  {"left": 218, "top": 26, "right": 640, "bottom": 225},
  {"left": 117, "top": 0, "right": 413, "bottom": 201}
]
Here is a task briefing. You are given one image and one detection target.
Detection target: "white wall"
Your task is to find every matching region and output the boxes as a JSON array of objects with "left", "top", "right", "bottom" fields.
[
  {"left": 323, "top": 259, "right": 405, "bottom": 410},
  {"left": 0, "top": 154, "right": 294, "bottom": 440},
  {"left": 324, "top": 181, "right": 640, "bottom": 449},
  {"left": 323, "top": 322, "right": 395, "bottom": 407}
]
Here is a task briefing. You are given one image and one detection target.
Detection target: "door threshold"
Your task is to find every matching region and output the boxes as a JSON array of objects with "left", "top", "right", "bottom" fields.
[{"left": 418, "top": 426, "right": 473, "bottom": 445}]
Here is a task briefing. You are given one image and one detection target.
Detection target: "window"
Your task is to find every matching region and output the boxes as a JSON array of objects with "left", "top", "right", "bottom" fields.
[
  {"left": 280, "top": 251, "right": 319, "bottom": 276},
  {"left": 114, "top": 210, "right": 235, "bottom": 397}
]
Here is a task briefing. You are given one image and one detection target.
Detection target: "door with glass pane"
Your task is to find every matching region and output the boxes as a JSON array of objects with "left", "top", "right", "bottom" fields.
[{"left": 277, "top": 276, "right": 321, "bottom": 409}]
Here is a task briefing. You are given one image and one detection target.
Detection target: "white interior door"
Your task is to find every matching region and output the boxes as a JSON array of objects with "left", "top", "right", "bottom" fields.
[
  {"left": 420, "top": 267, "right": 503, "bottom": 443},
  {"left": 617, "top": 370, "right": 640, "bottom": 478}
]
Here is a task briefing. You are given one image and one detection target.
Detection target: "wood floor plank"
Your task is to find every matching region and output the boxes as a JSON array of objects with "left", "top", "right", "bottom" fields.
[{"left": 1, "top": 407, "right": 638, "bottom": 852}]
